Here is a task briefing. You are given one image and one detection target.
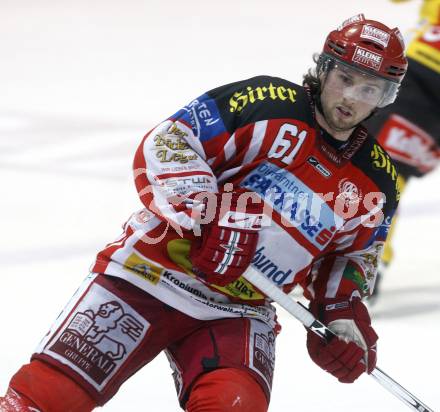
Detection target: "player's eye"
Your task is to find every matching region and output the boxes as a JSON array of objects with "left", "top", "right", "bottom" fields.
[
  {"left": 361, "top": 86, "right": 382, "bottom": 99},
  {"left": 362, "top": 86, "right": 375, "bottom": 95},
  {"left": 338, "top": 73, "right": 352, "bottom": 86}
]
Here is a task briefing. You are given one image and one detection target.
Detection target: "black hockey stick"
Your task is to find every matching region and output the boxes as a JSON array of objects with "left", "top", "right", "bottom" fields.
[{"left": 243, "top": 266, "right": 434, "bottom": 412}]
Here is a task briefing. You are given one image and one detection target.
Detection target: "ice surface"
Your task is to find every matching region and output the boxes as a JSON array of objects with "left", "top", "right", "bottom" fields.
[{"left": 1, "top": 1, "right": 438, "bottom": 410}]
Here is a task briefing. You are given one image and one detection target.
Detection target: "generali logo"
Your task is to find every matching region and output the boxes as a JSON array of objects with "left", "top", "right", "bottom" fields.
[
  {"left": 253, "top": 331, "right": 275, "bottom": 386},
  {"left": 48, "top": 298, "right": 147, "bottom": 387},
  {"left": 352, "top": 46, "right": 383, "bottom": 71}
]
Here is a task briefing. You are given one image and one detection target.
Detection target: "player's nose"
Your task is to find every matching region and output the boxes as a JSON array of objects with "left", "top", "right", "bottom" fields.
[{"left": 341, "top": 86, "right": 357, "bottom": 105}]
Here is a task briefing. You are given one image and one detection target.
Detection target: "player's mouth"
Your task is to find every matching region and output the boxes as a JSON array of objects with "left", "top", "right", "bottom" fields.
[{"left": 336, "top": 105, "right": 353, "bottom": 119}]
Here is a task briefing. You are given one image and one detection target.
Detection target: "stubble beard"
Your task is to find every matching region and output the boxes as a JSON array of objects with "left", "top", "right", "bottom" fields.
[{"left": 322, "top": 103, "right": 357, "bottom": 132}]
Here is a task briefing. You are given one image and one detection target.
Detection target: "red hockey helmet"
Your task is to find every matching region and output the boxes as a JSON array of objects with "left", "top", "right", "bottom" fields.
[
  {"left": 319, "top": 14, "right": 408, "bottom": 107},
  {"left": 323, "top": 14, "right": 407, "bottom": 83}
]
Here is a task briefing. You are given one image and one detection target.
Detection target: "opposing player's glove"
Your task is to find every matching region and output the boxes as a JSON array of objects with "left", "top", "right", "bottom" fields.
[
  {"left": 189, "top": 190, "right": 264, "bottom": 286},
  {"left": 306, "top": 297, "right": 378, "bottom": 383}
]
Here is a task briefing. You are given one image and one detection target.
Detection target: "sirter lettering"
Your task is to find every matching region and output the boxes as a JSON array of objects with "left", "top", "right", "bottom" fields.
[{"left": 229, "top": 83, "right": 297, "bottom": 113}]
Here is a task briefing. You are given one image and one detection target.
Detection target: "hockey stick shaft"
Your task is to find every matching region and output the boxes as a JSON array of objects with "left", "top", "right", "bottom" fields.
[{"left": 243, "top": 266, "right": 434, "bottom": 412}]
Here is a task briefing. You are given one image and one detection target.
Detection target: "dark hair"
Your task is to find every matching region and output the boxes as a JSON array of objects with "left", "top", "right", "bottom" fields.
[
  {"left": 303, "top": 53, "right": 324, "bottom": 104},
  {"left": 303, "top": 72, "right": 320, "bottom": 100},
  {"left": 303, "top": 52, "right": 337, "bottom": 101}
]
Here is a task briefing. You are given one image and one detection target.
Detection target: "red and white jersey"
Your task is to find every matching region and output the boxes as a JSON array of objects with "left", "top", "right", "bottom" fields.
[{"left": 92, "top": 76, "right": 399, "bottom": 323}]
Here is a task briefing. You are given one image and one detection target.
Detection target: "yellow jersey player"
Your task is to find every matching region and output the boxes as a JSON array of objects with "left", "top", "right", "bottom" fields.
[{"left": 365, "top": 0, "right": 440, "bottom": 302}]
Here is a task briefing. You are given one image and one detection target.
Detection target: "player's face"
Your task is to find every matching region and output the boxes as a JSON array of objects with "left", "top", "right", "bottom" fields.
[{"left": 320, "top": 65, "right": 386, "bottom": 132}]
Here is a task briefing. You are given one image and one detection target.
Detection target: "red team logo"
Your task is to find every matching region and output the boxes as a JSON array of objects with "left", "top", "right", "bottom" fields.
[{"left": 338, "top": 178, "right": 363, "bottom": 206}]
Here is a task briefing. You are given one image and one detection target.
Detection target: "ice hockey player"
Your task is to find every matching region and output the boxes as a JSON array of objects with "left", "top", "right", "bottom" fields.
[
  {"left": 364, "top": 0, "right": 440, "bottom": 302},
  {"left": 0, "top": 14, "right": 407, "bottom": 412}
]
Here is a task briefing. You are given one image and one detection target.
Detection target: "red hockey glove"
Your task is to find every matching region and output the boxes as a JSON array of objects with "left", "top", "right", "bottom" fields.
[
  {"left": 189, "top": 190, "right": 264, "bottom": 286},
  {"left": 306, "top": 297, "right": 378, "bottom": 383}
]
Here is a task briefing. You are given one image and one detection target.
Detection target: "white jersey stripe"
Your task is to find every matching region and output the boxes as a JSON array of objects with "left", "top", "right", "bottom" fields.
[
  {"left": 325, "top": 257, "right": 348, "bottom": 298},
  {"left": 333, "top": 232, "right": 358, "bottom": 251},
  {"left": 223, "top": 132, "right": 237, "bottom": 162},
  {"left": 217, "top": 166, "right": 243, "bottom": 184},
  {"left": 243, "top": 120, "right": 267, "bottom": 165}
]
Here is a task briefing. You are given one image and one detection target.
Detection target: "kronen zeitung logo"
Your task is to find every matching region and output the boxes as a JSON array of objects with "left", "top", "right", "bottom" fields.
[{"left": 229, "top": 83, "right": 297, "bottom": 113}]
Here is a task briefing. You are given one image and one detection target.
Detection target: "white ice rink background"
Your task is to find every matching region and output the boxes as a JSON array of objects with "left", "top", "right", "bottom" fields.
[{"left": 1, "top": 1, "right": 439, "bottom": 410}]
